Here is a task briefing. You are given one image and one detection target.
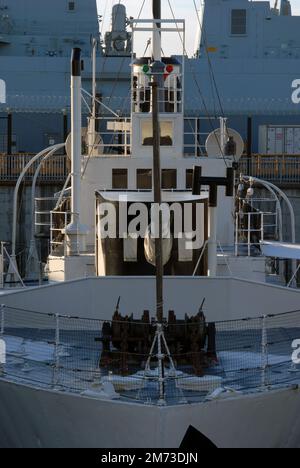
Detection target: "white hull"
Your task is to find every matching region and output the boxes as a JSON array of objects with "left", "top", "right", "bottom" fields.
[{"left": 0, "top": 379, "right": 300, "bottom": 448}]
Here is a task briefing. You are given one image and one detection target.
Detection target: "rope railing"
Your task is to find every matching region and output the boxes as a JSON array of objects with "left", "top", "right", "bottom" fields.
[{"left": 0, "top": 304, "right": 299, "bottom": 405}]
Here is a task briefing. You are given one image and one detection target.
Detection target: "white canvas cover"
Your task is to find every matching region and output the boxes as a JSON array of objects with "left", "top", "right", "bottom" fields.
[{"left": 260, "top": 241, "right": 300, "bottom": 260}]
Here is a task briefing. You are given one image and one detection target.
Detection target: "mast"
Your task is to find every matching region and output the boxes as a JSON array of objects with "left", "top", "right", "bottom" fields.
[
  {"left": 151, "top": 0, "right": 166, "bottom": 404},
  {"left": 152, "top": 0, "right": 161, "bottom": 61},
  {"left": 152, "top": 81, "right": 163, "bottom": 323},
  {"left": 151, "top": 0, "right": 164, "bottom": 324}
]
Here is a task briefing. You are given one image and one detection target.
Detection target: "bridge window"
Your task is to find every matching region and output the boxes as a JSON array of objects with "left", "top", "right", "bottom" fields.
[
  {"left": 68, "top": 1, "right": 76, "bottom": 11},
  {"left": 186, "top": 169, "right": 193, "bottom": 189},
  {"left": 141, "top": 120, "right": 173, "bottom": 146},
  {"left": 137, "top": 169, "right": 152, "bottom": 190},
  {"left": 112, "top": 169, "right": 128, "bottom": 189},
  {"left": 231, "top": 9, "right": 247, "bottom": 35},
  {"left": 162, "top": 169, "right": 177, "bottom": 189}
]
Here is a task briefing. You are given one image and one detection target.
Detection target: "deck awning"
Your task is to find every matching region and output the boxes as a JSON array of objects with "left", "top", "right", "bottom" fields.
[
  {"left": 260, "top": 241, "right": 300, "bottom": 260},
  {"left": 97, "top": 191, "right": 209, "bottom": 203}
]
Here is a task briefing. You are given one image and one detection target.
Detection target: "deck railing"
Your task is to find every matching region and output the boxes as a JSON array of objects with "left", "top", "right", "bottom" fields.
[
  {"left": 238, "top": 156, "right": 300, "bottom": 185},
  {"left": 2, "top": 153, "right": 300, "bottom": 185},
  {"left": 0, "top": 153, "right": 68, "bottom": 183},
  {"left": 0, "top": 304, "right": 299, "bottom": 405}
]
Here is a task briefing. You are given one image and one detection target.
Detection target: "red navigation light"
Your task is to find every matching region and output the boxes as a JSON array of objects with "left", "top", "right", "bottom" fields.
[{"left": 166, "top": 65, "right": 174, "bottom": 74}]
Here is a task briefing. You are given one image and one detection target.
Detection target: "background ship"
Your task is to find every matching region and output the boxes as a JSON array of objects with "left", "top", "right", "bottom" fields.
[
  {"left": 1, "top": 0, "right": 300, "bottom": 153},
  {"left": 1, "top": 1, "right": 300, "bottom": 261},
  {"left": 1, "top": 0, "right": 300, "bottom": 277},
  {"left": 0, "top": 0, "right": 300, "bottom": 446}
]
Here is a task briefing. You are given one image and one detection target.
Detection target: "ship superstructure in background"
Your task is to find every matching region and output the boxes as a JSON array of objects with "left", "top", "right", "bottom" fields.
[
  {"left": 0, "top": 0, "right": 131, "bottom": 153},
  {"left": 1, "top": 0, "right": 300, "bottom": 156},
  {"left": 0, "top": 0, "right": 300, "bottom": 450},
  {"left": 0, "top": 0, "right": 298, "bottom": 287},
  {"left": 191, "top": 0, "right": 300, "bottom": 151}
]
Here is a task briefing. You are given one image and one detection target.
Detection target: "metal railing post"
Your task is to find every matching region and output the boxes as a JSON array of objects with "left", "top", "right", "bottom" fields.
[
  {"left": 261, "top": 212, "right": 264, "bottom": 244},
  {"left": 261, "top": 315, "right": 268, "bottom": 388},
  {"left": 53, "top": 313, "right": 60, "bottom": 388},
  {"left": 235, "top": 213, "right": 239, "bottom": 257},
  {"left": 247, "top": 212, "right": 251, "bottom": 257},
  {"left": 0, "top": 243, "right": 4, "bottom": 289}
]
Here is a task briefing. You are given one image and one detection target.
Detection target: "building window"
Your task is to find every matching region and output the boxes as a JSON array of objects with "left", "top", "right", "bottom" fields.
[
  {"left": 141, "top": 120, "right": 173, "bottom": 146},
  {"left": 162, "top": 169, "right": 177, "bottom": 189},
  {"left": 231, "top": 9, "right": 247, "bottom": 35},
  {"left": 186, "top": 169, "right": 193, "bottom": 189},
  {"left": 137, "top": 169, "right": 152, "bottom": 190},
  {"left": 68, "top": 1, "right": 75, "bottom": 11},
  {"left": 112, "top": 169, "right": 128, "bottom": 189}
]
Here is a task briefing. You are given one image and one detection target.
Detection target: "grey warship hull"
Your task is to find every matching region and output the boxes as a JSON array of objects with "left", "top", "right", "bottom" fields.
[{"left": 0, "top": 378, "right": 299, "bottom": 448}]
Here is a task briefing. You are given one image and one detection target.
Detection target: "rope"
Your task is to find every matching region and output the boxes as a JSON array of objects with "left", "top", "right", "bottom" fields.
[{"left": 167, "top": 0, "right": 229, "bottom": 167}]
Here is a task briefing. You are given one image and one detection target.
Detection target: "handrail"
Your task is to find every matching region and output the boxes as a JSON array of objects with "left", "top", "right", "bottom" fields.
[{"left": 0, "top": 153, "right": 67, "bottom": 182}]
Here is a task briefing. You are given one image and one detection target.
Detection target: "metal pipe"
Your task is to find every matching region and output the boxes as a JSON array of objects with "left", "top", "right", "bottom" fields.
[
  {"left": 30, "top": 148, "right": 63, "bottom": 242},
  {"left": 242, "top": 174, "right": 296, "bottom": 281},
  {"left": 65, "top": 48, "right": 89, "bottom": 255},
  {"left": 242, "top": 176, "right": 295, "bottom": 244},
  {"left": 11, "top": 143, "right": 65, "bottom": 259},
  {"left": 152, "top": 0, "right": 161, "bottom": 61},
  {"left": 70, "top": 47, "right": 82, "bottom": 229},
  {"left": 26, "top": 147, "right": 65, "bottom": 280},
  {"left": 92, "top": 39, "right": 97, "bottom": 123}
]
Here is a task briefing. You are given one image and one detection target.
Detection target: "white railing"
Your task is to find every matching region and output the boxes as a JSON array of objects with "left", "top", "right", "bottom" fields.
[
  {"left": 50, "top": 211, "right": 70, "bottom": 257},
  {"left": 132, "top": 75, "right": 183, "bottom": 115},
  {"left": 235, "top": 211, "right": 278, "bottom": 257},
  {"left": 85, "top": 116, "right": 218, "bottom": 158},
  {"left": 0, "top": 154, "right": 67, "bottom": 182},
  {"left": 85, "top": 116, "right": 131, "bottom": 157}
]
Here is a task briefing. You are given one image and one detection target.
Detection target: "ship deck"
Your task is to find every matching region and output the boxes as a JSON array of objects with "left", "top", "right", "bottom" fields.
[{"left": 1, "top": 320, "right": 300, "bottom": 406}]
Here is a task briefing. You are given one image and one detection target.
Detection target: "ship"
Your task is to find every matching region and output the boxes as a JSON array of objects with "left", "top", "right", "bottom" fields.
[
  {"left": 0, "top": 0, "right": 300, "bottom": 449},
  {"left": 2, "top": 0, "right": 300, "bottom": 266},
  {"left": 1, "top": 0, "right": 300, "bottom": 154}
]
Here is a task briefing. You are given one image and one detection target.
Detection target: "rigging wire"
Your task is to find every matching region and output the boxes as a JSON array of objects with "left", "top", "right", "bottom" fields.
[
  {"left": 82, "top": 0, "right": 148, "bottom": 175},
  {"left": 192, "top": 0, "right": 236, "bottom": 162},
  {"left": 167, "top": 0, "right": 229, "bottom": 167}
]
